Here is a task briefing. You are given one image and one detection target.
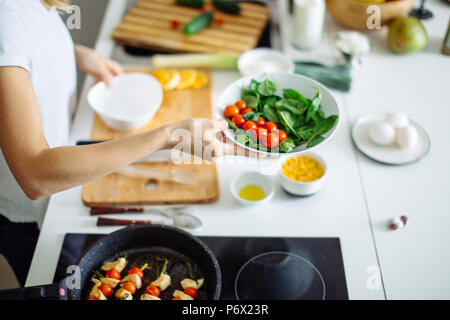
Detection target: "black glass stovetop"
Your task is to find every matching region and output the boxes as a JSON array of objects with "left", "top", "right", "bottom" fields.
[{"left": 54, "top": 234, "right": 348, "bottom": 300}]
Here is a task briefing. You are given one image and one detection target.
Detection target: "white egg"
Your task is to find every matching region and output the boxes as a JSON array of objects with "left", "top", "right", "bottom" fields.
[
  {"left": 385, "top": 112, "right": 409, "bottom": 129},
  {"left": 396, "top": 125, "right": 418, "bottom": 149},
  {"left": 369, "top": 122, "right": 396, "bottom": 146}
]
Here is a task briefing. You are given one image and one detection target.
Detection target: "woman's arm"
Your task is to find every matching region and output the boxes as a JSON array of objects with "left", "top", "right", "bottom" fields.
[{"left": 0, "top": 66, "right": 228, "bottom": 200}]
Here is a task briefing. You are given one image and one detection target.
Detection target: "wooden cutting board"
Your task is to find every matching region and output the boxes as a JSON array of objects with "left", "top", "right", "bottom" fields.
[
  {"left": 82, "top": 68, "right": 219, "bottom": 206},
  {"left": 112, "top": 0, "right": 271, "bottom": 55}
]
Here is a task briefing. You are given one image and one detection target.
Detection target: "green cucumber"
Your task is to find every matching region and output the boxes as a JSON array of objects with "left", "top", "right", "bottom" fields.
[
  {"left": 175, "top": 0, "right": 204, "bottom": 8},
  {"left": 212, "top": 0, "right": 241, "bottom": 15},
  {"left": 184, "top": 12, "right": 213, "bottom": 35}
]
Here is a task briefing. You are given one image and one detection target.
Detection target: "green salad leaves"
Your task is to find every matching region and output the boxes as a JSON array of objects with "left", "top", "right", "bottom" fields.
[{"left": 229, "top": 77, "right": 338, "bottom": 153}]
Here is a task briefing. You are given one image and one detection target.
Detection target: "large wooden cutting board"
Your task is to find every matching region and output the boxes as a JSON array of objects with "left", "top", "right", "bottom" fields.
[
  {"left": 112, "top": 0, "right": 271, "bottom": 55},
  {"left": 82, "top": 68, "right": 219, "bottom": 206}
]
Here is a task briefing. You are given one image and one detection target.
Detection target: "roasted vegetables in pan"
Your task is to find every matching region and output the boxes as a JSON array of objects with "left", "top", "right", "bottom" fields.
[{"left": 88, "top": 249, "right": 206, "bottom": 300}]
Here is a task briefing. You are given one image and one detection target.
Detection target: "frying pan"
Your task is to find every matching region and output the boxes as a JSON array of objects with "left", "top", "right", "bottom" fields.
[{"left": 0, "top": 225, "right": 221, "bottom": 300}]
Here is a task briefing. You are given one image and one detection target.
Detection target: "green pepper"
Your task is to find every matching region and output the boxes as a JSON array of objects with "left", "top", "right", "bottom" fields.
[
  {"left": 184, "top": 12, "right": 213, "bottom": 35},
  {"left": 175, "top": 0, "right": 204, "bottom": 8},
  {"left": 212, "top": 0, "right": 241, "bottom": 15}
]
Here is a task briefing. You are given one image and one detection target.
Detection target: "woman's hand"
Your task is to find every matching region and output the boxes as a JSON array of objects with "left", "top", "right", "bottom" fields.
[
  {"left": 165, "top": 119, "right": 260, "bottom": 162},
  {"left": 74, "top": 45, "right": 123, "bottom": 87}
]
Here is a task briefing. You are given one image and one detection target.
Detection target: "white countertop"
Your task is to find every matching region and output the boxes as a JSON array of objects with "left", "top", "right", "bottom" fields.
[{"left": 26, "top": 0, "right": 450, "bottom": 299}]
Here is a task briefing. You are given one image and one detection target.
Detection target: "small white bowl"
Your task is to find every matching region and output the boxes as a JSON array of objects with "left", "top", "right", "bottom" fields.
[
  {"left": 87, "top": 73, "right": 163, "bottom": 132},
  {"left": 238, "top": 48, "right": 295, "bottom": 77},
  {"left": 279, "top": 152, "right": 327, "bottom": 196},
  {"left": 230, "top": 171, "right": 275, "bottom": 206}
]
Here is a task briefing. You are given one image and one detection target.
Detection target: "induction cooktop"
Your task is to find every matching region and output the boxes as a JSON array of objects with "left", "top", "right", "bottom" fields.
[{"left": 54, "top": 234, "right": 348, "bottom": 300}]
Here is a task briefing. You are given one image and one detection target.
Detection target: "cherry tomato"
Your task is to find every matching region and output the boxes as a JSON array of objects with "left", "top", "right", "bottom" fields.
[
  {"left": 200, "top": 4, "right": 211, "bottom": 12},
  {"left": 122, "top": 281, "right": 137, "bottom": 295},
  {"left": 263, "top": 122, "right": 278, "bottom": 132},
  {"left": 224, "top": 105, "right": 239, "bottom": 118},
  {"left": 170, "top": 19, "right": 180, "bottom": 29},
  {"left": 235, "top": 100, "right": 247, "bottom": 111},
  {"left": 242, "top": 121, "right": 257, "bottom": 131},
  {"left": 256, "top": 116, "right": 266, "bottom": 127},
  {"left": 146, "top": 285, "right": 160, "bottom": 297},
  {"left": 172, "top": 297, "right": 181, "bottom": 300},
  {"left": 232, "top": 114, "right": 246, "bottom": 128},
  {"left": 184, "top": 287, "right": 198, "bottom": 298},
  {"left": 278, "top": 129, "right": 288, "bottom": 142},
  {"left": 99, "top": 284, "right": 114, "bottom": 298},
  {"left": 240, "top": 108, "right": 254, "bottom": 116},
  {"left": 250, "top": 127, "right": 268, "bottom": 141},
  {"left": 87, "top": 297, "right": 97, "bottom": 300},
  {"left": 215, "top": 17, "right": 225, "bottom": 25},
  {"left": 127, "top": 267, "right": 144, "bottom": 280},
  {"left": 106, "top": 268, "right": 121, "bottom": 280},
  {"left": 262, "top": 133, "right": 279, "bottom": 149}
]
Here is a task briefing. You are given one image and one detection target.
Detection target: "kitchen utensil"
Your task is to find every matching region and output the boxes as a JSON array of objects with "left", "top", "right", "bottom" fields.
[
  {"left": 118, "top": 165, "right": 197, "bottom": 185},
  {"left": 112, "top": 0, "right": 270, "bottom": 55},
  {"left": 326, "top": 0, "right": 415, "bottom": 31},
  {"left": 216, "top": 72, "right": 340, "bottom": 156},
  {"left": 96, "top": 217, "right": 162, "bottom": 226},
  {"left": 91, "top": 206, "right": 202, "bottom": 231},
  {"left": 0, "top": 225, "right": 221, "bottom": 300},
  {"left": 351, "top": 113, "right": 430, "bottom": 165},
  {"left": 230, "top": 171, "right": 275, "bottom": 206},
  {"left": 96, "top": 216, "right": 201, "bottom": 231},
  {"left": 237, "top": 48, "right": 295, "bottom": 77},
  {"left": 82, "top": 68, "right": 219, "bottom": 206},
  {"left": 87, "top": 73, "right": 163, "bottom": 131},
  {"left": 90, "top": 205, "right": 190, "bottom": 216},
  {"left": 279, "top": 152, "right": 327, "bottom": 196}
]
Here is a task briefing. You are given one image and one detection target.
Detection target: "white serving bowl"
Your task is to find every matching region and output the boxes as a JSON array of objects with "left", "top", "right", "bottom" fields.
[
  {"left": 216, "top": 72, "right": 341, "bottom": 155},
  {"left": 238, "top": 48, "right": 295, "bottom": 76},
  {"left": 230, "top": 171, "right": 275, "bottom": 206},
  {"left": 87, "top": 73, "right": 163, "bottom": 132},
  {"left": 279, "top": 152, "right": 327, "bottom": 196}
]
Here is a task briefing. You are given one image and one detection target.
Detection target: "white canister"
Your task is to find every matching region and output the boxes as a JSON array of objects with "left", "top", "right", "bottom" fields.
[{"left": 292, "top": 0, "right": 325, "bottom": 50}]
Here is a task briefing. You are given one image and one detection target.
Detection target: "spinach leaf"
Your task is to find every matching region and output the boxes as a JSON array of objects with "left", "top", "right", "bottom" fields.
[
  {"left": 296, "top": 126, "right": 314, "bottom": 140},
  {"left": 226, "top": 118, "right": 238, "bottom": 130},
  {"left": 243, "top": 112, "right": 261, "bottom": 122},
  {"left": 279, "top": 138, "right": 296, "bottom": 153},
  {"left": 283, "top": 88, "right": 309, "bottom": 107},
  {"left": 243, "top": 94, "right": 258, "bottom": 109},
  {"left": 263, "top": 105, "right": 280, "bottom": 123},
  {"left": 257, "top": 78, "right": 278, "bottom": 96},
  {"left": 276, "top": 98, "right": 306, "bottom": 115},
  {"left": 278, "top": 110, "right": 300, "bottom": 139},
  {"left": 236, "top": 132, "right": 250, "bottom": 145},
  {"left": 249, "top": 79, "right": 259, "bottom": 94},
  {"left": 313, "top": 115, "right": 338, "bottom": 136},
  {"left": 307, "top": 135, "right": 325, "bottom": 148},
  {"left": 305, "top": 87, "right": 322, "bottom": 122}
]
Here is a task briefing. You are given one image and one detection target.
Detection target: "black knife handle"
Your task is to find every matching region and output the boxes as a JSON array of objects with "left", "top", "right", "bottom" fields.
[{"left": 76, "top": 140, "right": 105, "bottom": 146}]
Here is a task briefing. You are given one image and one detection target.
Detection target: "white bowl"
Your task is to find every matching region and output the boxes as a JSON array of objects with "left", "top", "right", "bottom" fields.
[
  {"left": 87, "top": 73, "right": 163, "bottom": 132},
  {"left": 230, "top": 171, "right": 275, "bottom": 206},
  {"left": 238, "top": 48, "right": 295, "bottom": 76},
  {"left": 279, "top": 152, "right": 327, "bottom": 196},
  {"left": 216, "top": 72, "right": 341, "bottom": 155}
]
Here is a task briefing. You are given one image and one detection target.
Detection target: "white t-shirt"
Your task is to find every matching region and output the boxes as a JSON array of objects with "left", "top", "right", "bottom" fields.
[{"left": 0, "top": 0, "right": 77, "bottom": 227}]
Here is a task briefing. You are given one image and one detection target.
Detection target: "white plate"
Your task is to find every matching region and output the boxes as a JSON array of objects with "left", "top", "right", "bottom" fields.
[
  {"left": 216, "top": 72, "right": 341, "bottom": 155},
  {"left": 352, "top": 113, "right": 430, "bottom": 165},
  {"left": 88, "top": 73, "right": 163, "bottom": 132}
]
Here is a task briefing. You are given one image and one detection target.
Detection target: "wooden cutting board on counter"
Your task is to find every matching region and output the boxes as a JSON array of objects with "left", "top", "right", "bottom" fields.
[
  {"left": 82, "top": 68, "right": 219, "bottom": 206},
  {"left": 112, "top": 0, "right": 271, "bottom": 55}
]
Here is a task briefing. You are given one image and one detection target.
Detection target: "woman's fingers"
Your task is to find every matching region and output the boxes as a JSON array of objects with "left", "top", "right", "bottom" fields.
[{"left": 106, "top": 59, "right": 124, "bottom": 76}]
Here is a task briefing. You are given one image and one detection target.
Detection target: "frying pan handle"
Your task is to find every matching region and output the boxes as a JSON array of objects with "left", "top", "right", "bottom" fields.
[{"left": 0, "top": 283, "right": 62, "bottom": 300}]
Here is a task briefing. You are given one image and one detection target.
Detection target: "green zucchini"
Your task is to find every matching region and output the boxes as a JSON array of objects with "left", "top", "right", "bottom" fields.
[
  {"left": 175, "top": 0, "right": 205, "bottom": 8},
  {"left": 212, "top": 0, "right": 241, "bottom": 15},
  {"left": 184, "top": 12, "right": 213, "bottom": 35}
]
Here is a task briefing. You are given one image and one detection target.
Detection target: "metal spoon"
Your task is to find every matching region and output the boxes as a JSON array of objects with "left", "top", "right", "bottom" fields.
[{"left": 151, "top": 207, "right": 202, "bottom": 231}]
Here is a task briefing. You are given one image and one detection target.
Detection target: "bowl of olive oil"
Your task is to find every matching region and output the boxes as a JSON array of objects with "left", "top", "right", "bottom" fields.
[{"left": 231, "top": 171, "right": 275, "bottom": 206}]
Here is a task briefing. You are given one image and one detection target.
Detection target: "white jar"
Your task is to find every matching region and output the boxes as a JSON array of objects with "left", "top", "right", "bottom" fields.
[{"left": 292, "top": 0, "right": 325, "bottom": 50}]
